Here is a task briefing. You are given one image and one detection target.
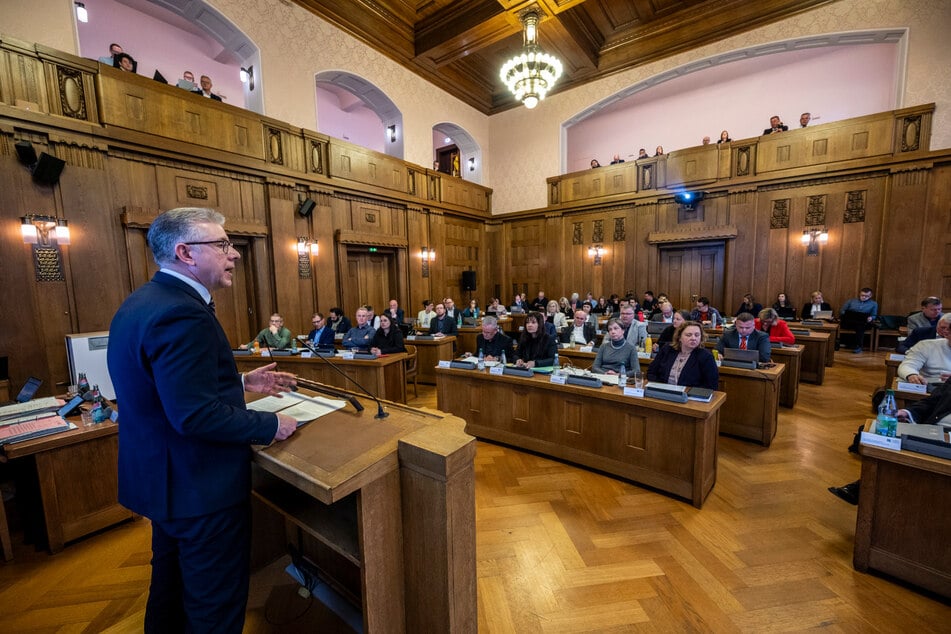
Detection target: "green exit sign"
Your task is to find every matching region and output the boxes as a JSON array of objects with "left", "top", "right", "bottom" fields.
[{"left": 368, "top": 247, "right": 378, "bottom": 252}]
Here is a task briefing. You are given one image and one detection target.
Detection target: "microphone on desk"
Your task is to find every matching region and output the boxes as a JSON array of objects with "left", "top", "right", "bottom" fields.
[{"left": 300, "top": 339, "right": 389, "bottom": 419}]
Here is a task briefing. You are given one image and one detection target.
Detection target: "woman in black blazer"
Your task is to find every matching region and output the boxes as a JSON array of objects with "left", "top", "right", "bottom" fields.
[
  {"left": 515, "top": 311, "right": 557, "bottom": 368},
  {"left": 801, "top": 290, "right": 833, "bottom": 319},
  {"left": 772, "top": 292, "right": 797, "bottom": 320},
  {"left": 370, "top": 314, "right": 405, "bottom": 355},
  {"left": 647, "top": 321, "right": 719, "bottom": 390}
]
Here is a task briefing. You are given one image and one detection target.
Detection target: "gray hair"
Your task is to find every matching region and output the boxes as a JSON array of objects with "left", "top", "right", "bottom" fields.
[
  {"left": 148, "top": 207, "right": 225, "bottom": 267},
  {"left": 939, "top": 313, "right": 951, "bottom": 326},
  {"left": 482, "top": 316, "right": 498, "bottom": 328}
]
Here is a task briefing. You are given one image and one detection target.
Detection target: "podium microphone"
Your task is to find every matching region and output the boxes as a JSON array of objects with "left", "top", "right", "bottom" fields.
[{"left": 300, "top": 339, "right": 389, "bottom": 419}]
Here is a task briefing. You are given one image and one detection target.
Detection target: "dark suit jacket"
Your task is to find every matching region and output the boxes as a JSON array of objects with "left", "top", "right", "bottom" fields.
[
  {"left": 329, "top": 315, "right": 351, "bottom": 333},
  {"left": 431, "top": 314, "right": 458, "bottom": 335},
  {"left": 647, "top": 346, "right": 719, "bottom": 390},
  {"left": 763, "top": 125, "right": 788, "bottom": 134},
  {"left": 560, "top": 322, "right": 596, "bottom": 345},
  {"left": 307, "top": 326, "right": 335, "bottom": 348},
  {"left": 801, "top": 302, "right": 832, "bottom": 318},
  {"left": 192, "top": 89, "right": 223, "bottom": 102},
  {"left": 385, "top": 308, "right": 405, "bottom": 324},
  {"left": 516, "top": 333, "right": 557, "bottom": 367},
  {"left": 907, "top": 380, "right": 951, "bottom": 425},
  {"left": 107, "top": 272, "right": 277, "bottom": 522},
  {"left": 897, "top": 325, "right": 937, "bottom": 354},
  {"left": 370, "top": 327, "right": 405, "bottom": 354},
  {"left": 477, "top": 332, "right": 514, "bottom": 360},
  {"left": 716, "top": 328, "right": 772, "bottom": 362}
]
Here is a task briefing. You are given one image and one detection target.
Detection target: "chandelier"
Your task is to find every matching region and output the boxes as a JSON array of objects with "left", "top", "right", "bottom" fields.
[{"left": 499, "top": 10, "right": 563, "bottom": 109}]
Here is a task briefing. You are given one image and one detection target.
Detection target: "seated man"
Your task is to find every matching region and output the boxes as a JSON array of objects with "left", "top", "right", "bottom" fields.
[
  {"left": 474, "top": 316, "right": 514, "bottom": 361},
  {"left": 906, "top": 296, "right": 942, "bottom": 331},
  {"left": 245, "top": 313, "right": 291, "bottom": 350},
  {"left": 327, "top": 307, "right": 351, "bottom": 334},
  {"left": 618, "top": 305, "right": 648, "bottom": 349},
  {"left": 689, "top": 296, "right": 722, "bottom": 327},
  {"left": 430, "top": 303, "right": 458, "bottom": 337},
  {"left": 560, "top": 310, "right": 596, "bottom": 346},
  {"left": 384, "top": 299, "right": 405, "bottom": 325},
  {"left": 716, "top": 312, "right": 771, "bottom": 362},
  {"left": 650, "top": 301, "right": 675, "bottom": 323},
  {"left": 897, "top": 314, "right": 951, "bottom": 385},
  {"left": 341, "top": 307, "right": 375, "bottom": 350},
  {"left": 763, "top": 115, "right": 788, "bottom": 134},
  {"left": 306, "top": 312, "right": 335, "bottom": 348},
  {"left": 756, "top": 308, "right": 795, "bottom": 344},
  {"left": 839, "top": 287, "right": 878, "bottom": 353},
  {"left": 897, "top": 317, "right": 949, "bottom": 354}
]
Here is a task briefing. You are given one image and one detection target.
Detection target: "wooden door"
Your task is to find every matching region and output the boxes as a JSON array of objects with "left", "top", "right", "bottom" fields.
[
  {"left": 658, "top": 243, "right": 725, "bottom": 313},
  {"left": 342, "top": 249, "right": 397, "bottom": 317}
]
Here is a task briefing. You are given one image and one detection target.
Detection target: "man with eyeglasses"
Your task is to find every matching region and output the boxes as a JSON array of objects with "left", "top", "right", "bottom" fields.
[
  {"left": 108, "top": 207, "right": 297, "bottom": 632},
  {"left": 244, "top": 313, "right": 292, "bottom": 350},
  {"left": 618, "top": 305, "right": 648, "bottom": 349},
  {"left": 307, "top": 312, "right": 335, "bottom": 348}
]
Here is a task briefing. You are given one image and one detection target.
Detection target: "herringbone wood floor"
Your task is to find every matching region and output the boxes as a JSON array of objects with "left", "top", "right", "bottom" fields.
[{"left": 1, "top": 350, "right": 949, "bottom": 632}]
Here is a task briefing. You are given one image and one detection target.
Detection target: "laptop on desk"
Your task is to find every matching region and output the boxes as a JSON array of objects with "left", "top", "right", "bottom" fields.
[
  {"left": 813, "top": 310, "right": 833, "bottom": 320},
  {"left": 722, "top": 348, "right": 760, "bottom": 366},
  {"left": 1, "top": 376, "right": 42, "bottom": 406}
]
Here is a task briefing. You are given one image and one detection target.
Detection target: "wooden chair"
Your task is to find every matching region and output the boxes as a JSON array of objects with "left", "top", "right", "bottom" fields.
[{"left": 404, "top": 344, "right": 418, "bottom": 398}]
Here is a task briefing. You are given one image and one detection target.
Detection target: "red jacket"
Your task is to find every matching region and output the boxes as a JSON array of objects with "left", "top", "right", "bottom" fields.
[{"left": 755, "top": 318, "right": 795, "bottom": 344}]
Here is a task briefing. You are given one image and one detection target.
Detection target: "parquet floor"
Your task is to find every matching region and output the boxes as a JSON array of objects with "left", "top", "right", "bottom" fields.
[{"left": 1, "top": 350, "right": 949, "bottom": 632}]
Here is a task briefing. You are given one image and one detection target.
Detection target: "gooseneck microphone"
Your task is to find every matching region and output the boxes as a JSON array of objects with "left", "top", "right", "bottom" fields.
[{"left": 300, "top": 339, "right": 389, "bottom": 419}]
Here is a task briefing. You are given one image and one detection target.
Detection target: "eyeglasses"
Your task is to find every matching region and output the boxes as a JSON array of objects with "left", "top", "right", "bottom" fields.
[{"left": 184, "top": 239, "right": 234, "bottom": 254}]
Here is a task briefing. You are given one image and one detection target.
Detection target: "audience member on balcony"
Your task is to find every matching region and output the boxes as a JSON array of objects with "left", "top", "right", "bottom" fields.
[
  {"left": 702, "top": 136, "right": 711, "bottom": 145},
  {"left": 654, "top": 146, "right": 664, "bottom": 156},
  {"left": 772, "top": 292, "right": 797, "bottom": 320},
  {"left": 515, "top": 312, "right": 556, "bottom": 369},
  {"left": 690, "top": 296, "right": 722, "bottom": 327},
  {"left": 590, "top": 159, "right": 601, "bottom": 168},
  {"left": 897, "top": 315, "right": 950, "bottom": 354},
  {"left": 637, "top": 148, "right": 649, "bottom": 159},
  {"left": 192, "top": 75, "right": 223, "bottom": 101},
  {"left": 840, "top": 287, "right": 878, "bottom": 353},
  {"left": 763, "top": 115, "right": 788, "bottom": 135},
  {"left": 98, "top": 42, "right": 123, "bottom": 65},
  {"left": 800, "top": 112, "right": 811, "bottom": 127},
  {"left": 416, "top": 299, "right": 435, "bottom": 328},
  {"left": 648, "top": 321, "right": 719, "bottom": 390},
  {"left": 717, "top": 130, "right": 732, "bottom": 144},
  {"left": 802, "top": 290, "right": 832, "bottom": 319},
  {"left": 897, "top": 314, "right": 951, "bottom": 384},
  {"left": 907, "top": 296, "right": 943, "bottom": 330},
  {"left": 734, "top": 293, "right": 763, "bottom": 317},
  {"left": 610, "top": 154, "right": 625, "bottom": 164},
  {"left": 114, "top": 52, "right": 137, "bottom": 73},
  {"left": 177, "top": 70, "right": 196, "bottom": 91},
  {"left": 756, "top": 308, "right": 796, "bottom": 345}
]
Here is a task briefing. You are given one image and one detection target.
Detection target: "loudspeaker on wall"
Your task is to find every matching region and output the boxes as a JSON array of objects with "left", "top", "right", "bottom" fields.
[
  {"left": 32, "top": 153, "right": 66, "bottom": 186},
  {"left": 461, "top": 270, "right": 477, "bottom": 291},
  {"left": 298, "top": 198, "right": 316, "bottom": 217}
]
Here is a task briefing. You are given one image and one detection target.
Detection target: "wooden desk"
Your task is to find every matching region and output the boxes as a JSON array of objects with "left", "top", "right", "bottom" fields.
[
  {"left": 455, "top": 326, "right": 482, "bottom": 356},
  {"left": 800, "top": 322, "right": 838, "bottom": 366},
  {"left": 770, "top": 344, "right": 803, "bottom": 408},
  {"left": 435, "top": 366, "right": 724, "bottom": 508},
  {"left": 884, "top": 354, "right": 904, "bottom": 388},
  {"left": 891, "top": 378, "right": 928, "bottom": 410},
  {"left": 0, "top": 379, "right": 9, "bottom": 402},
  {"left": 404, "top": 336, "right": 456, "bottom": 384},
  {"left": 235, "top": 353, "right": 407, "bottom": 404},
  {"left": 251, "top": 387, "right": 476, "bottom": 632},
  {"left": 855, "top": 425, "right": 951, "bottom": 599},
  {"left": 1, "top": 412, "right": 134, "bottom": 554},
  {"left": 506, "top": 313, "right": 526, "bottom": 334},
  {"left": 792, "top": 331, "right": 831, "bottom": 384}
]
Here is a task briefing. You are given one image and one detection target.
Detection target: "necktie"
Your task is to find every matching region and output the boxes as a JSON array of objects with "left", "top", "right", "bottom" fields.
[
  {"left": 740, "top": 336, "right": 747, "bottom": 350},
  {"left": 208, "top": 299, "right": 216, "bottom": 314}
]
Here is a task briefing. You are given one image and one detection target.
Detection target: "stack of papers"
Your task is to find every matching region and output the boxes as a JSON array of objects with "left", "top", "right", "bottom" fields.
[{"left": 247, "top": 392, "right": 346, "bottom": 425}]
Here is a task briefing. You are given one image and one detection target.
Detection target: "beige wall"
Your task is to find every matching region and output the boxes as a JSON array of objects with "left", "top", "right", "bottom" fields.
[
  {"left": 488, "top": 0, "right": 951, "bottom": 213},
  {"left": 2, "top": 0, "right": 78, "bottom": 54}
]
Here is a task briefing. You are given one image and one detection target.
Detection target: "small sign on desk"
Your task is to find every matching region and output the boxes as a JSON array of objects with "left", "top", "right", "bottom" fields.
[
  {"left": 897, "top": 381, "right": 927, "bottom": 394},
  {"left": 489, "top": 365, "right": 504, "bottom": 376},
  {"left": 623, "top": 387, "right": 645, "bottom": 398}
]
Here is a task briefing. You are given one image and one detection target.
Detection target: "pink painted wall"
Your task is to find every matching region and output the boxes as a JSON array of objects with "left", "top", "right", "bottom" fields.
[
  {"left": 567, "top": 44, "right": 899, "bottom": 173},
  {"left": 315, "top": 86, "right": 384, "bottom": 152},
  {"left": 75, "top": 0, "right": 245, "bottom": 107}
]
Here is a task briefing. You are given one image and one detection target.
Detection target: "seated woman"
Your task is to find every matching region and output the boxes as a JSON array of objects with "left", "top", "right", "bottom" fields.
[
  {"left": 545, "top": 300, "right": 568, "bottom": 332},
  {"left": 647, "top": 321, "right": 719, "bottom": 390},
  {"left": 772, "top": 292, "right": 797, "bottom": 320},
  {"left": 462, "top": 299, "right": 481, "bottom": 321},
  {"left": 592, "top": 319, "right": 638, "bottom": 375},
  {"left": 802, "top": 290, "right": 832, "bottom": 319},
  {"left": 515, "top": 312, "right": 557, "bottom": 369},
  {"left": 416, "top": 299, "right": 435, "bottom": 329},
  {"left": 734, "top": 293, "right": 763, "bottom": 317},
  {"left": 593, "top": 296, "right": 609, "bottom": 314},
  {"left": 654, "top": 310, "right": 692, "bottom": 352},
  {"left": 486, "top": 298, "right": 505, "bottom": 315},
  {"left": 558, "top": 296, "right": 572, "bottom": 316},
  {"left": 756, "top": 308, "right": 796, "bottom": 344},
  {"left": 370, "top": 314, "right": 405, "bottom": 355}
]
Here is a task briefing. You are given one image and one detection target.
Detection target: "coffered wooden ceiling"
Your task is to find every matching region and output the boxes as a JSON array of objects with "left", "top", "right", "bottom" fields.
[{"left": 290, "top": 0, "right": 836, "bottom": 115}]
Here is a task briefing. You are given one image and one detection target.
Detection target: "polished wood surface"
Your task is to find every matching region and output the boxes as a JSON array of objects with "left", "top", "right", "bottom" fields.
[
  {"left": 4, "top": 351, "right": 951, "bottom": 630},
  {"left": 794, "top": 331, "right": 832, "bottom": 384},
  {"left": 0, "top": 380, "right": 8, "bottom": 403},
  {"left": 435, "top": 366, "right": 724, "bottom": 508},
  {"left": 716, "top": 364, "right": 785, "bottom": 447},
  {"left": 772, "top": 344, "right": 804, "bottom": 407},
  {"left": 251, "top": 387, "right": 476, "bottom": 632},
  {"left": 405, "top": 336, "right": 455, "bottom": 384},
  {"left": 234, "top": 353, "right": 407, "bottom": 404},
  {"left": 803, "top": 322, "right": 840, "bottom": 366},
  {"left": 855, "top": 422, "right": 951, "bottom": 598},
  {"left": 885, "top": 354, "right": 903, "bottom": 388}
]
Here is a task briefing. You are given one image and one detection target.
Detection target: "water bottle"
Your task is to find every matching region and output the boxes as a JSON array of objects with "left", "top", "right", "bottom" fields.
[
  {"left": 876, "top": 389, "right": 898, "bottom": 437},
  {"left": 291, "top": 337, "right": 298, "bottom": 354},
  {"left": 553, "top": 352, "right": 561, "bottom": 373},
  {"left": 477, "top": 348, "right": 485, "bottom": 371},
  {"left": 501, "top": 350, "right": 507, "bottom": 366},
  {"left": 618, "top": 364, "right": 627, "bottom": 389},
  {"left": 77, "top": 372, "right": 90, "bottom": 395}
]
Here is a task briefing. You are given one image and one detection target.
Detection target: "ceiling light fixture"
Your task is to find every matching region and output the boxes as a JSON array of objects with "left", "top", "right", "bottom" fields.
[{"left": 500, "top": 10, "right": 563, "bottom": 109}]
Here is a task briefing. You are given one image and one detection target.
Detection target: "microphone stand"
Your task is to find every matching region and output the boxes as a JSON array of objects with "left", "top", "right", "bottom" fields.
[{"left": 300, "top": 339, "right": 389, "bottom": 419}]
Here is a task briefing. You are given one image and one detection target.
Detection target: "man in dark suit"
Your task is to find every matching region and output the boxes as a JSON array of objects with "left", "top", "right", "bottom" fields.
[
  {"left": 192, "top": 75, "right": 223, "bottom": 101},
  {"left": 431, "top": 302, "right": 458, "bottom": 336},
  {"left": 716, "top": 312, "right": 771, "bottom": 362},
  {"left": 560, "top": 310, "right": 596, "bottom": 346},
  {"left": 108, "top": 208, "right": 297, "bottom": 632},
  {"left": 307, "top": 312, "right": 336, "bottom": 348},
  {"left": 385, "top": 299, "right": 405, "bottom": 325},
  {"left": 475, "top": 316, "right": 514, "bottom": 361},
  {"left": 763, "top": 115, "right": 788, "bottom": 134},
  {"left": 327, "top": 307, "right": 351, "bottom": 334}
]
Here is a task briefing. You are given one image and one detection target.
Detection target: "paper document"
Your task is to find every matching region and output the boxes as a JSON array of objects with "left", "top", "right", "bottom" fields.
[
  {"left": 0, "top": 415, "right": 72, "bottom": 445},
  {"left": 247, "top": 393, "right": 346, "bottom": 424},
  {"left": 0, "top": 396, "right": 63, "bottom": 422}
]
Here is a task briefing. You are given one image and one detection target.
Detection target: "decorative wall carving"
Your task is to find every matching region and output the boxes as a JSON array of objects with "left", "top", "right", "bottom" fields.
[
  {"left": 843, "top": 190, "right": 867, "bottom": 223},
  {"left": 56, "top": 66, "right": 87, "bottom": 120},
  {"left": 805, "top": 195, "right": 826, "bottom": 226},
  {"left": 310, "top": 140, "right": 323, "bottom": 174},
  {"left": 901, "top": 115, "right": 921, "bottom": 152},
  {"left": 572, "top": 222, "right": 582, "bottom": 245},
  {"left": 185, "top": 184, "right": 208, "bottom": 199},
  {"left": 613, "top": 217, "right": 625, "bottom": 242},
  {"left": 735, "top": 146, "right": 751, "bottom": 176},
  {"left": 592, "top": 220, "right": 603, "bottom": 243},
  {"left": 266, "top": 127, "right": 283, "bottom": 165},
  {"left": 641, "top": 165, "right": 653, "bottom": 190},
  {"left": 770, "top": 199, "right": 790, "bottom": 229}
]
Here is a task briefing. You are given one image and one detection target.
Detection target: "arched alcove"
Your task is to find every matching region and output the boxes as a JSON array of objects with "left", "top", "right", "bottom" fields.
[
  {"left": 315, "top": 71, "right": 403, "bottom": 159},
  {"left": 432, "top": 123, "right": 482, "bottom": 185}
]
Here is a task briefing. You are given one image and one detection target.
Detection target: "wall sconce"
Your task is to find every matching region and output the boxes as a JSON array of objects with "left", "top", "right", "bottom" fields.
[
  {"left": 801, "top": 227, "right": 828, "bottom": 256},
  {"left": 387, "top": 125, "right": 397, "bottom": 143},
  {"left": 75, "top": 2, "right": 88, "bottom": 22},
  {"left": 240, "top": 66, "right": 254, "bottom": 91},
  {"left": 21, "top": 214, "right": 70, "bottom": 281},
  {"left": 297, "top": 236, "right": 317, "bottom": 278},
  {"left": 468, "top": 157, "right": 476, "bottom": 171},
  {"left": 587, "top": 244, "right": 604, "bottom": 266},
  {"left": 421, "top": 246, "right": 435, "bottom": 278},
  {"left": 673, "top": 190, "right": 705, "bottom": 210}
]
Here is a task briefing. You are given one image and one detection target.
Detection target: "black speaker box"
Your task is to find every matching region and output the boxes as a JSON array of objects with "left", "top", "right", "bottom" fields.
[
  {"left": 462, "top": 270, "right": 477, "bottom": 291},
  {"left": 32, "top": 153, "right": 66, "bottom": 185},
  {"left": 298, "top": 198, "right": 316, "bottom": 217},
  {"left": 15, "top": 141, "right": 37, "bottom": 166}
]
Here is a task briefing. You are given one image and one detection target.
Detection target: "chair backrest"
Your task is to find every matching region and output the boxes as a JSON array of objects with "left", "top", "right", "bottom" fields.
[{"left": 404, "top": 344, "right": 418, "bottom": 375}]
